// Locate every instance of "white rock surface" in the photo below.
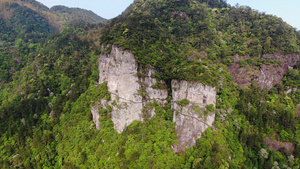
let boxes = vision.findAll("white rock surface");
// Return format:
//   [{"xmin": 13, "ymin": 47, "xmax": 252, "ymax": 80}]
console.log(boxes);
[
  {"xmin": 98, "ymin": 45, "xmax": 143, "ymax": 133},
  {"xmin": 95, "ymin": 45, "xmax": 170, "ymax": 132},
  {"xmin": 285, "ymin": 88, "xmax": 298, "ymax": 95},
  {"xmin": 94, "ymin": 45, "xmax": 216, "ymax": 153},
  {"xmin": 91, "ymin": 103, "xmax": 101, "ymax": 130},
  {"xmin": 172, "ymin": 80, "xmax": 216, "ymax": 152}
]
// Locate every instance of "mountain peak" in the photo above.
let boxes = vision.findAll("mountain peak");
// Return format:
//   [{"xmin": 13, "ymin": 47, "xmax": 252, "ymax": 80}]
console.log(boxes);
[
  {"xmin": 0, "ymin": 0, "xmax": 106, "ymax": 30},
  {"xmin": 100, "ymin": 0, "xmax": 299, "ymax": 85}
]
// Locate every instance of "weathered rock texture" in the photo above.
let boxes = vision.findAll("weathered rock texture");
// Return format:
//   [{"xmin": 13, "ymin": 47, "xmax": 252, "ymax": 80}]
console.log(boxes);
[
  {"xmin": 96, "ymin": 45, "xmax": 168, "ymax": 133},
  {"xmin": 285, "ymin": 88, "xmax": 298, "ymax": 95},
  {"xmin": 172, "ymin": 80, "xmax": 216, "ymax": 152},
  {"xmin": 91, "ymin": 103, "xmax": 101, "ymax": 130},
  {"xmin": 141, "ymin": 68, "xmax": 168, "ymax": 118},
  {"xmin": 228, "ymin": 53, "xmax": 300, "ymax": 90},
  {"xmin": 94, "ymin": 45, "xmax": 217, "ymax": 151},
  {"xmin": 98, "ymin": 45, "xmax": 143, "ymax": 133}
]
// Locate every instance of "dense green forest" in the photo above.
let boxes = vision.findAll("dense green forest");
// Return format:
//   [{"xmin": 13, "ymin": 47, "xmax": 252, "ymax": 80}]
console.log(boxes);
[
  {"xmin": 50, "ymin": 5, "xmax": 107, "ymax": 26},
  {"xmin": 0, "ymin": 1, "xmax": 55, "ymax": 84},
  {"xmin": 0, "ymin": 0, "xmax": 106, "ymax": 84},
  {"xmin": 1, "ymin": 0, "xmax": 300, "ymax": 168}
]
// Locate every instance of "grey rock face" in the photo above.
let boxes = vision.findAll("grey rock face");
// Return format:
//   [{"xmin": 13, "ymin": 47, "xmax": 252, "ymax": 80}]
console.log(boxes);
[
  {"xmin": 91, "ymin": 103, "xmax": 101, "ymax": 130},
  {"xmin": 141, "ymin": 68, "xmax": 168, "ymax": 118},
  {"xmin": 97, "ymin": 45, "xmax": 169, "ymax": 133},
  {"xmin": 94, "ymin": 45, "xmax": 216, "ymax": 152},
  {"xmin": 285, "ymin": 88, "xmax": 298, "ymax": 95},
  {"xmin": 172, "ymin": 80, "xmax": 216, "ymax": 152},
  {"xmin": 99, "ymin": 45, "xmax": 143, "ymax": 133}
]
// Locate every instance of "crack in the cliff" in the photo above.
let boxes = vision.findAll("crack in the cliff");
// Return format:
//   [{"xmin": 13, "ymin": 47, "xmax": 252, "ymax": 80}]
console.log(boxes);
[
  {"xmin": 177, "ymin": 111, "xmax": 217, "ymax": 130},
  {"xmin": 151, "ymin": 98, "xmax": 168, "ymax": 102},
  {"xmin": 110, "ymin": 92, "xmax": 143, "ymax": 103}
]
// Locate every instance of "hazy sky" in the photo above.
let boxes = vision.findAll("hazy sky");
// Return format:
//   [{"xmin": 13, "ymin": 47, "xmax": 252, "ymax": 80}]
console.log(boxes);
[{"xmin": 37, "ymin": 0, "xmax": 299, "ymax": 30}]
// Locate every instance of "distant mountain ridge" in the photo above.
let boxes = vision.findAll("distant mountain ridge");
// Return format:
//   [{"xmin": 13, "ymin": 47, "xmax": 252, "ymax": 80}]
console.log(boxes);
[
  {"xmin": 0, "ymin": 0, "xmax": 107, "ymax": 30},
  {"xmin": 1, "ymin": 0, "xmax": 300, "ymax": 168},
  {"xmin": 0, "ymin": 0, "xmax": 107, "ymax": 84},
  {"xmin": 50, "ymin": 5, "xmax": 107, "ymax": 26}
]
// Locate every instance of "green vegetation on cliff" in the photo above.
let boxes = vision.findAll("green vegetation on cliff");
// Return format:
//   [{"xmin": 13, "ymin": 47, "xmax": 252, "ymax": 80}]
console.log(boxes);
[
  {"xmin": 0, "ymin": 0, "xmax": 300, "ymax": 168},
  {"xmin": 50, "ymin": 5, "xmax": 107, "ymax": 26},
  {"xmin": 100, "ymin": 0, "xmax": 300, "ymax": 86}
]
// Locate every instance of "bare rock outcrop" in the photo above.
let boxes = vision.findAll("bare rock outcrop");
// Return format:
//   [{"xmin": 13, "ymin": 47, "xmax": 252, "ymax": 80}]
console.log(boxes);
[
  {"xmin": 228, "ymin": 53, "xmax": 300, "ymax": 90},
  {"xmin": 94, "ymin": 45, "xmax": 217, "ymax": 152},
  {"xmin": 96, "ymin": 45, "xmax": 168, "ymax": 133},
  {"xmin": 172, "ymin": 80, "xmax": 216, "ymax": 152},
  {"xmin": 91, "ymin": 103, "xmax": 101, "ymax": 130},
  {"xmin": 98, "ymin": 45, "xmax": 143, "ymax": 133},
  {"xmin": 141, "ymin": 68, "xmax": 168, "ymax": 118}
]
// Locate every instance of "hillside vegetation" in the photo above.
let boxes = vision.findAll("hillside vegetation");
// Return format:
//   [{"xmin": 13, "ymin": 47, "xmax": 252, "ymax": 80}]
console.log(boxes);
[
  {"xmin": 50, "ymin": 5, "xmax": 107, "ymax": 26},
  {"xmin": 0, "ymin": 0, "xmax": 107, "ymax": 29},
  {"xmin": 0, "ymin": 0, "xmax": 300, "ymax": 168},
  {"xmin": 101, "ymin": 0, "xmax": 299, "ymax": 85},
  {"xmin": 0, "ymin": 0, "xmax": 106, "ymax": 84}
]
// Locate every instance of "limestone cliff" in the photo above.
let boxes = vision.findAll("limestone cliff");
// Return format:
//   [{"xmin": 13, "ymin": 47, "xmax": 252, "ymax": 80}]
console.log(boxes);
[
  {"xmin": 94, "ymin": 45, "xmax": 168, "ymax": 133},
  {"xmin": 92, "ymin": 45, "xmax": 217, "ymax": 151},
  {"xmin": 141, "ymin": 68, "xmax": 168, "ymax": 118},
  {"xmin": 171, "ymin": 80, "xmax": 216, "ymax": 152},
  {"xmin": 98, "ymin": 45, "xmax": 143, "ymax": 133}
]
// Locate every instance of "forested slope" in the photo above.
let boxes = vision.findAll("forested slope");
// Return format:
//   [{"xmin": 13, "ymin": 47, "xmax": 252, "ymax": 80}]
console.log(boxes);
[
  {"xmin": 101, "ymin": 0, "xmax": 299, "ymax": 85},
  {"xmin": 0, "ymin": 0, "xmax": 56, "ymax": 84},
  {"xmin": 0, "ymin": 0, "xmax": 106, "ymax": 84},
  {"xmin": 0, "ymin": 0, "xmax": 300, "ymax": 168},
  {"xmin": 50, "ymin": 5, "xmax": 107, "ymax": 26}
]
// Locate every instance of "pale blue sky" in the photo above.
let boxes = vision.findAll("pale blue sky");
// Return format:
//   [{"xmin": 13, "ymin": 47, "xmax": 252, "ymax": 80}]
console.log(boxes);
[{"xmin": 37, "ymin": 0, "xmax": 299, "ymax": 30}]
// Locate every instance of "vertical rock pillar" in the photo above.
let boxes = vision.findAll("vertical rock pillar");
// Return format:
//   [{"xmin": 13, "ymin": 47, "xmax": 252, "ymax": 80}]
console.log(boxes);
[{"xmin": 172, "ymin": 80, "xmax": 216, "ymax": 152}]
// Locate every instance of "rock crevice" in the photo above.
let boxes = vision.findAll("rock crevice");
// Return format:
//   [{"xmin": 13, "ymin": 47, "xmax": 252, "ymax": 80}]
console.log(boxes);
[
  {"xmin": 171, "ymin": 80, "xmax": 216, "ymax": 152},
  {"xmin": 92, "ymin": 45, "xmax": 217, "ymax": 152},
  {"xmin": 98, "ymin": 45, "xmax": 143, "ymax": 133}
]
